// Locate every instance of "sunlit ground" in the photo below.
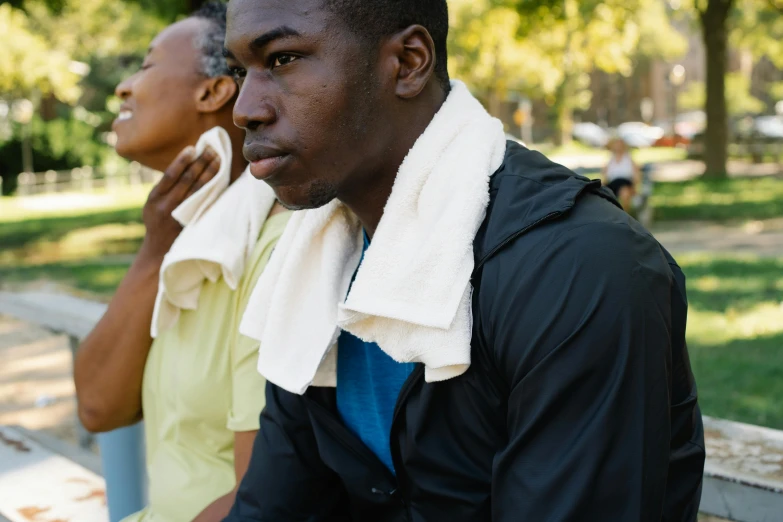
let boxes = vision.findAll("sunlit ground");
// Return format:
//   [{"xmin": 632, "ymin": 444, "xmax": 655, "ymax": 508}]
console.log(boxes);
[
  {"xmin": 539, "ymin": 142, "xmax": 688, "ymax": 164},
  {"xmin": 679, "ymin": 254, "xmax": 783, "ymax": 429}
]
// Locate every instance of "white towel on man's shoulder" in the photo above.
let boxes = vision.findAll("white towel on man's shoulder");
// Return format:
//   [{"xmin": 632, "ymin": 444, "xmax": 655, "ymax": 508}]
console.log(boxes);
[
  {"xmin": 151, "ymin": 127, "xmax": 277, "ymax": 338},
  {"xmin": 240, "ymin": 81, "xmax": 507, "ymax": 394}
]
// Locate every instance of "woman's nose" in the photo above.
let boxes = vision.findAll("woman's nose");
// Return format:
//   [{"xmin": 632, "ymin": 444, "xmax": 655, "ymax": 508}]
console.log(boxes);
[{"xmin": 115, "ymin": 74, "xmax": 135, "ymax": 100}]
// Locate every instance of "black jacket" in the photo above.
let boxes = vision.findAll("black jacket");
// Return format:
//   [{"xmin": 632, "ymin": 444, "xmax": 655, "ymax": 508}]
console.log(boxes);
[{"xmin": 226, "ymin": 143, "xmax": 705, "ymax": 522}]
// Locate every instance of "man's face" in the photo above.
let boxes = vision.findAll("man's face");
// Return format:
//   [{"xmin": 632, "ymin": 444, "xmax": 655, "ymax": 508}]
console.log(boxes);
[
  {"xmin": 113, "ymin": 19, "xmax": 208, "ymax": 170},
  {"xmin": 225, "ymin": 0, "xmax": 385, "ymax": 209}
]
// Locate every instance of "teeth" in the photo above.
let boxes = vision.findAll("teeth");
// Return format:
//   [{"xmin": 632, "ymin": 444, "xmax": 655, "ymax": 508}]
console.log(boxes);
[{"xmin": 117, "ymin": 111, "xmax": 132, "ymax": 121}]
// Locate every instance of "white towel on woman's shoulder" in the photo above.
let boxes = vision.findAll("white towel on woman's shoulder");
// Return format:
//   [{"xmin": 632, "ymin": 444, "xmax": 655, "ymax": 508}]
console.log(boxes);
[
  {"xmin": 240, "ymin": 81, "xmax": 507, "ymax": 394},
  {"xmin": 151, "ymin": 127, "xmax": 277, "ymax": 338}
]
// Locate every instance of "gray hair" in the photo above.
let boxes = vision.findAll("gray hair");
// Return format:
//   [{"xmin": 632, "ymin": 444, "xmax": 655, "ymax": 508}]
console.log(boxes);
[{"xmin": 190, "ymin": 2, "xmax": 230, "ymax": 78}]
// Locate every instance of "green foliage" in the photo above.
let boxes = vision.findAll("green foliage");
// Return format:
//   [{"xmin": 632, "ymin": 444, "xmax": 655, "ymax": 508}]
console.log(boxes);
[
  {"xmin": 679, "ymin": 73, "xmax": 766, "ymax": 116},
  {"xmin": 770, "ymin": 81, "xmax": 783, "ymax": 102},
  {"xmin": 0, "ymin": 115, "xmax": 114, "ymax": 179},
  {"xmin": 732, "ymin": 0, "xmax": 783, "ymax": 68},
  {"xmin": 0, "ymin": 4, "xmax": 81, "ymax": 103},
  {"xmin": 475, "ymin": 0, "xmax": 686, "ymax": 142}
]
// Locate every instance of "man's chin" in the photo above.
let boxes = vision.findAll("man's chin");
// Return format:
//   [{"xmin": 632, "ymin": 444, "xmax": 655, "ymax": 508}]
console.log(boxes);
[{"xmin": 272, "ymin": 182, "xmax": 337, "ymax": 211}]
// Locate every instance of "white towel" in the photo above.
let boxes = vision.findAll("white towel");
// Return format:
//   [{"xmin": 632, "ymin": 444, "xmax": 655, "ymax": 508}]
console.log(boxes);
[
  {"xmin": 240, "ymin": 81, "xmax": 507, "ymax": 395},
  {"xmin": 151, "ymin": 127, "xmax": 277, "ymax": 338}
]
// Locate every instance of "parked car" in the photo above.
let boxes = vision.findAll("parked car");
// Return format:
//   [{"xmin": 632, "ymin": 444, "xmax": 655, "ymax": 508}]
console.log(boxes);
[
  {"xmin": 687, "ymin": 115, "xmax": 783, "ymax": 159},
  {"xmin": 616, "ymin": 122, "xmax": 665, "ymax": 148},
  {"xmin": 750, "ymin": 116, "xmax": 783, "ymax": 142},
  {"xmin": 572, "ymin": 122, "xmax": 609, "ymax": 148}
]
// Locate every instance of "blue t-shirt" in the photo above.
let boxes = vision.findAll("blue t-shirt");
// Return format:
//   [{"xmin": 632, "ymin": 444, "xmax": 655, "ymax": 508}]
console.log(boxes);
[{"xmin": 336, "ymin": 234, "xmax": 416, "ymax": 473}]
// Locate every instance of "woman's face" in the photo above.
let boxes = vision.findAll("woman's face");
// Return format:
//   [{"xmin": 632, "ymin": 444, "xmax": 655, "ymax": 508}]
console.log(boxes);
[
  {"xmin": 113, "ymin": 19, "xmax": 210, "ymax": 171},
  {"xmin": 610, "ymin": 139, "xmax": 626, "ymax": 155}
]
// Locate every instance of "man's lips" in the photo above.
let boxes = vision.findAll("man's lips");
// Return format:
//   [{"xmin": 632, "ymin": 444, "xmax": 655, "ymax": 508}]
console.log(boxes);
[{"xmin": 244, "ymin": 144, "xmax": 290, "ymax": 181}]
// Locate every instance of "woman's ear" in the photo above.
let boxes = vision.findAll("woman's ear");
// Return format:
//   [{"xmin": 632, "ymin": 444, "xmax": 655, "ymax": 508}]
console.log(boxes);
[{"xmin": 195, "ymin": 76, "xmax": 238, "ymax": 114}]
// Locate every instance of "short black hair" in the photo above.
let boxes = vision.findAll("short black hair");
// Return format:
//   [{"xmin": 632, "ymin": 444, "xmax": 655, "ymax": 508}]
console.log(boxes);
[
  {"xmin": 324, "ymin": 0, "xmax": 450, "ymax": 92},
  {"xmin": 190, "ymin": 1, "xmax": 230, "ymax": 78}
]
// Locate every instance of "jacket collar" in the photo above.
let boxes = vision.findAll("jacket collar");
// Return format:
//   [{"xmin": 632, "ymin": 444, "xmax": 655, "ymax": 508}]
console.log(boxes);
[{"xmin": 473, "ymin": 142, "xmax": 620, "ymax": 271}]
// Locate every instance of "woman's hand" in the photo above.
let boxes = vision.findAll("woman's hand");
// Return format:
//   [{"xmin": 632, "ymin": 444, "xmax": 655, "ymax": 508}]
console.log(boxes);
[{"xmin": 139, "ymin": 145, "xmax": 221, "ymax": 261}]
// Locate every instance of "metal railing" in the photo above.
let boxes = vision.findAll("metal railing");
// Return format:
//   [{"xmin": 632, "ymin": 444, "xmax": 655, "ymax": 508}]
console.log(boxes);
[{"xmin": 13, "ymin": 163, "xmax": 160, "ymax": 196}]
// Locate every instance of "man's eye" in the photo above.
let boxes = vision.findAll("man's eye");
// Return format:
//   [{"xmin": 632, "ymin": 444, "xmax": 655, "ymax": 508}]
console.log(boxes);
[{"xmin": 272, "ymin": 54, "xmax": 299, "ymax": 68}]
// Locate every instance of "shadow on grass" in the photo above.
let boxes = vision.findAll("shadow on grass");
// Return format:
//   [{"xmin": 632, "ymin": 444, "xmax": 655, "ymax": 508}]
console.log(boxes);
[
  {"xmin": 681, "ymin": 257, "xmax": 783, "ymax": 313},
  {"xmin": 653, "ymin": 176, "xmax": 783, "ymax": 222},
  {"xmin": 1, "ymin": 207, "xmax": 143, "ymax": 251},
  {"xmin": 690, "ymin": 331, "xmax": 783, "ymax": 429},
  {"xmin": 0, "ymin": 260, "xmax": 131, "ymax": 298}
]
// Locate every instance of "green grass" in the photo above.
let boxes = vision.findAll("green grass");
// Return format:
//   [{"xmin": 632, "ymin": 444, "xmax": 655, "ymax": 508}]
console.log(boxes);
[
  {"xmin": 680, "ymin": 254, "xmax": 783, "ymax": 428},
  {"xmin": 0, "ymin": 260, "xmax": 132, "ymax": 298},
  {"xmin": 653, "ymin": 176, "xmax": 783, "ymax": 223},
  {"xmin": 0, "ymin": 189, "xmax": 147, "ymax": 298}
]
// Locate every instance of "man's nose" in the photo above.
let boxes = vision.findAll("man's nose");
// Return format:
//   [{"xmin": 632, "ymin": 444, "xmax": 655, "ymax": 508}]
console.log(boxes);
[{"xmin": 233, "ymin": 79, "xmax": 278, "ymax": 131}]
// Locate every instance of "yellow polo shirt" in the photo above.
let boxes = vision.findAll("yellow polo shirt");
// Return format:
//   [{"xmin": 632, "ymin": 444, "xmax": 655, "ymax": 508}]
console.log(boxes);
[{"xmin": 122, "ymin": 211, "xmax": 290, "ymax": 522}]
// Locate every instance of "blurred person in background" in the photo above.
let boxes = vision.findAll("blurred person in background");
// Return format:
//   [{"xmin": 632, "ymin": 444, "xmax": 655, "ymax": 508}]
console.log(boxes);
[
  {"xmin": 602, "ymin": 136, "xmax": 641, "ymax": 211},
  {"xmin": 73, "ymin": 3, "xmax": 289, "ymax": 521}
]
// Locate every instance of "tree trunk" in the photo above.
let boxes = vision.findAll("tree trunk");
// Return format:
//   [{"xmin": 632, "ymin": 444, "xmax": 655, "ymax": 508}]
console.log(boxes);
[
  {"xmin": 555, "ymin": 91, "xmax": 574, "ymax": 147},
  {"xmin": 700, "ymin": 0, "xmax": 733, "ymax": 179}
]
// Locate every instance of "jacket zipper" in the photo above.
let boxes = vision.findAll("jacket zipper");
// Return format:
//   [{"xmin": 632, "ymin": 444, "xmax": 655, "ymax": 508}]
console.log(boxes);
[
  {"xmin": 306, "ymin": 398, "xmax": 399, "ymax": 488},
  {"xmin": 389, "ymin": 364, "xmax": 425, "ymax": 521}
]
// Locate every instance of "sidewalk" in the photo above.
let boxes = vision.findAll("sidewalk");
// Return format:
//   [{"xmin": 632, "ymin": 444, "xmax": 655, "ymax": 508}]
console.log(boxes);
[
  {"xmin": 549, "ymin": 152, "xmax": 781, "ymax": 182},
  {"xmin": 0, "ymin": 315, "xmax": 79, "ymax": 446},
  {"xmin": 652, "ymin": 218, "xmax": 783, "ymax": 257}
]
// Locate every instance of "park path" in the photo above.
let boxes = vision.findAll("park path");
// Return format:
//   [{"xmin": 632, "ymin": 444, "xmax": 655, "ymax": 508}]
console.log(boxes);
[
  {"xmin": 0, "ymin": 315, "xmax": 80, "ymax": 447},
  {"xmin": 652, "ymin": 218, "xmax": 783, "ymax": 257}
]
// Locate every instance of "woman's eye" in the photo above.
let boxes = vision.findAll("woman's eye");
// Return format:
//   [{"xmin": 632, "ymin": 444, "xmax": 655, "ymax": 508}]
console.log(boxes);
[
  {"xmin": 228, "ymin": 66, "xmax": 247, "ymax": 82},
  {"xmin": 272, "ymin": 54, "xmax": 299, "ymax": 68},
  {"xmin": 140, "ymin": 63, "xmax": 152, "ymax": 71}
]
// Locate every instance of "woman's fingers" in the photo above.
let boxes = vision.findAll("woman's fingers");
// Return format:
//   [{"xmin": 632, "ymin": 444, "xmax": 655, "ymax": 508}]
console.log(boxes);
[
  {"xmin": 184, "ymin": 154, "xmax": 222, "ymax": 199},
  {"xmin": 153, "ymin": 146, "xmax": 198, "ymax": 197},
  {"xmin": 163, "ymin": 146, "xmax": 219, "ymax": 205}
]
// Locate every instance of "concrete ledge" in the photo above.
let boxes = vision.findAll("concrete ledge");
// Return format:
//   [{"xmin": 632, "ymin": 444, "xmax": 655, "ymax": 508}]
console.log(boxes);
[
  {"xmin": 0, "ymin": 291, "xmax": 106, "ymax": 340},
  {"xmin": 701, "ymin": 416, "xmax": 783, "ymax": 521},
  {"xmin": 0, "ymin": 425, "xmax": 107, "ymax": 522}
]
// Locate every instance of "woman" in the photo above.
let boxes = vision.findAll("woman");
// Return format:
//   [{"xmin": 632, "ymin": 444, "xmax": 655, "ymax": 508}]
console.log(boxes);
[
  {"xmin": 602, "ymin": 137, "xmax": 641, "ymax": 211},
  {"xmin": 73, "ymin": 4, "xmax": 288, "ymax": 521}
]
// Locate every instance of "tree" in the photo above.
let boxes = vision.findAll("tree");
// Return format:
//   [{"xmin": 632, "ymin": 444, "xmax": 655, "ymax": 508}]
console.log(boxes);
[
  {"xmin": 448, "ymin": 0, "xmax": 562, "ymax": 117},
  {"xmin": 697, "ymin": 0, "xmax": 735, "ymax": 178},
  {"xmin": 493, "ymin": 0, "xmax": 686, "ymax": 144},
  {"xmin": 678, "ymin": 72, "xmax": 765, "ymax": 115},
  {"xmin": 677, "ymin": 0, "xmax": 782, "ymax": 178},
  {"xmin": 0, "ymin": 4, "xmax": 81, "ymax": 103}
]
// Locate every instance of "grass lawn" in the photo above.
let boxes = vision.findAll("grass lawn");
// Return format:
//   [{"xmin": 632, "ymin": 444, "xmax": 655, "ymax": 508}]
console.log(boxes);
[
  {"xmin": 0, "ymin": 188, "xmax": 148, "ymax": 299},
  {"xmin": 652, "ymin": 176, "xmax": 783, "ymax": 223},
  {"xmin": 680, "ymin": 254, "xmax": 783, "ymax": 429}
]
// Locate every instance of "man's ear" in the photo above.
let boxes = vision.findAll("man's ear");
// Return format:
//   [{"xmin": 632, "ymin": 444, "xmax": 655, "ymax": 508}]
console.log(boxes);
[
  {"xmin": 382, "ymin": 25, "xmax": 436, "ymax": 99},
  {"xmin": 195, "ymin": 76, "xmax": 238, "ymax": 113}
]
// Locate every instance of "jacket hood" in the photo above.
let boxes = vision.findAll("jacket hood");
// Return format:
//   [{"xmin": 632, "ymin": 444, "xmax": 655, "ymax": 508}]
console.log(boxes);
[{"xmin": 474, "ymin": 141, "xmax": 621, "ymax": 271}]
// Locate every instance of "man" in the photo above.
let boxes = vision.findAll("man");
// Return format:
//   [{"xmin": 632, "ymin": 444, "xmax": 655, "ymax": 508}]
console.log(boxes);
[{"xmin": 222, "ymin": 0, "xmax": 705, "ymax": 520}]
